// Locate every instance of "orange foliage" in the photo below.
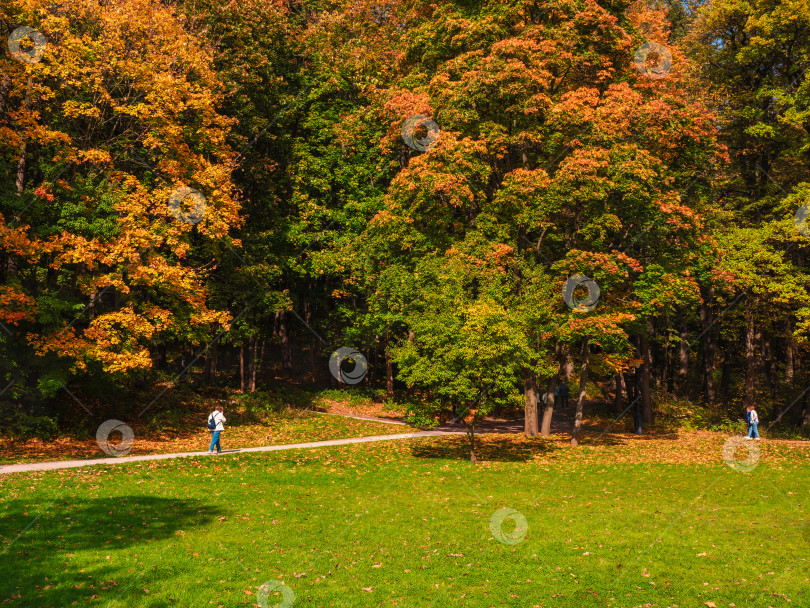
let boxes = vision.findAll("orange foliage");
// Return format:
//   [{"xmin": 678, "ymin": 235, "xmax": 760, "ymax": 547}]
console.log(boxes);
[{"xmin": 0, "ymin": 0, "xmax": 240, "ymax": 374}]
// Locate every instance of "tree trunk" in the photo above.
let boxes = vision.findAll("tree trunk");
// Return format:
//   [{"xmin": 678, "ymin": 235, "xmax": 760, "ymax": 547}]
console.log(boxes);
[
  {"xmin": 786, "ymin": 317, "xmax": 795, "ymax": 385},
  {"xmin": 157, "ymin": 342, "xmax": 167, "ymax": 371},
  {"xmin": 248, "ymin": 337, "xmax": 257, "ymax": 392},
  {"xmin": 719, "ymin": 344, "xmax": 730, "ymax": 405},
  {"xmin": 15, "ymin": 78, "xmax": 32, "ymax": 197},
  {"xmin": 524, "ymin": 372, "xmax": 539, "ymax": 437},
  {"xmin": 571, "ymin": 340, "xmax": 590, "ymax": 446},
  {"xmin": 240, "ymin": 341, "xmax": 246, "ymax": 393},
  {"xmin": 624, "ymin": 369, "xmax": 637, "ymax": 404},
  {"xmin": 700, "ymin": 286, "xmax": 717, "ymax": 405},
  {"xmin": 259, "ymin": 337, "xmax": 265, "ymax": 378},
  {"xmin": 231, "ymin": 346, "xmax": 240, "ymax": 384},
  {"xmin": 276, "ymin": 311, "xmax": 293, "ymax": 371},
  {"xmin": 540, "ymin": 343, "xmax": 563, "ymax": 437},
  {"xmin": 385, "ymin": 343, "xmax": 395, "ymax": 398},
  {"xmin": 801, "ymin": 391, "xmax": 810, "ymax": 427},
  {"xmin": 563, "ymin": 345, "xmax": 574, "ymax": 383},
  {"xmin": 762, "ymin": 329, "xmax": 778, "ymax": 419},
  {"xmin": 640, "ymin": 331, "xmax": 653, "ymax": 424},
  {"xmin": 0, "ymin": 74, "xmax": 11, "ymax": 115},
  {"xmin": 46, "ymin": 253, "xmax": 58, "ymax": 290},
  {"xmin": 762, "ymin": 331, "xmax": 774, "ymax": 390},
  {"xmin": 744, "ymin": 305, "xmax": 758, "ymax": 409},
  {"xmin": 614, "ymin": 372, "xmax": 624, "ymax": 415},
  {"xmin": 304, "ymin": 299, "xmax": 316, "ymax": 381},
  {"xmin": 204, "ymin": 334, "xmax": 218, "ymax": 384},
  {"xmin": 540, "ymin": 376, "xmax": 558, "ymax": 437},
  {"xmin": 311, "ymin": 328, "xmax": 323, "ymax": 382},
  {"xmin": 16, "ymin": 136, "xmax": 27, "ymax": 195},
  {"xmin": 467, "ymin": 416, "xmax": 478, "ymax": 464},
  {"xmin": 309, "ymin": 336, "xmax": 317, "ymax": 381},
  {"xmin": 678, "ymin": 321, "xmax": 688, "ymax": 395}
]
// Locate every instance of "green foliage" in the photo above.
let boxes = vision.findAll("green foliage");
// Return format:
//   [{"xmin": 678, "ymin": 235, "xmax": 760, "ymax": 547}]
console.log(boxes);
[
  {"xmin": 237, "ymin": 385, "xmax": 314, "ymax": 415},
  {"xmin": 142, "ymin": 409, "xmax": 190, "ymax": 435},
  {"xmin": 0, "ymin": 406, "xmax": 59, "ymax": 441},
  {"xmin": 2, "ymin": 0, "xmax": 810, "ymax": 435},
  {"xmin": 401, "ymin": 396, "xmax": 441, "ymax": 429},
  {"xmin": 392, "ymin": 254, "xmax": 536, "ymax": 416},
  {"xmin": 315, "ymin": 386, "xmax": 384, "ymax": 408}
]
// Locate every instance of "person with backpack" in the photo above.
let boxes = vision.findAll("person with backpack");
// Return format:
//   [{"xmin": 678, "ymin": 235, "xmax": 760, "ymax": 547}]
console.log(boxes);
[
  {"xmin": 746, "ymin": 405, "xmax": 760, "ymax": 440},
  {"xmin": 207, "ymin": 405, "xmax": 226, "ymax": 454},
  {"xmin": 557, "ymin": 382, "xmax": 570, "ymax": 409}
]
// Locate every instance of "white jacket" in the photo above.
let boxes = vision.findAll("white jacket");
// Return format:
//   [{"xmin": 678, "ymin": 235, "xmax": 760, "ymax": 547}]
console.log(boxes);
[
  {"xmin": 749, "ymin": 410, "xmax": 759, "ymax": 424},
  {"xmin": 209, "ymin": 411, "xmax": 226, "ymax": 432}
]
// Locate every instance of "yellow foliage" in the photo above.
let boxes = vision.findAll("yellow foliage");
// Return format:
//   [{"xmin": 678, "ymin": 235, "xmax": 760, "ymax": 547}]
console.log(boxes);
[{"xmin": 0, "ymin": 0, "xmax": 240, "ymax": 373}]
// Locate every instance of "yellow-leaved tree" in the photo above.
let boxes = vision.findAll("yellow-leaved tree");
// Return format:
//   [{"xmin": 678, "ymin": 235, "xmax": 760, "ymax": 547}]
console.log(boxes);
[{"xmin": 0, "ymin": 0, "xmax": 240, "ymax": 403}]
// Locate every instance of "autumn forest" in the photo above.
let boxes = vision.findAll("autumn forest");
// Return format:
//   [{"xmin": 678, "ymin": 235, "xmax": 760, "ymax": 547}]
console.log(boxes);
[{"xmin": 2, "ymin": 0, "xmax": 810, "ymax": 445}]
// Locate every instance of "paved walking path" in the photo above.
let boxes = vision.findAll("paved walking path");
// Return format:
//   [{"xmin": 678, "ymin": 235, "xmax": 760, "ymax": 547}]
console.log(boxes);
[{"xmin": 0, "ymin": 430, "xmax": 464, "ymax": 476}]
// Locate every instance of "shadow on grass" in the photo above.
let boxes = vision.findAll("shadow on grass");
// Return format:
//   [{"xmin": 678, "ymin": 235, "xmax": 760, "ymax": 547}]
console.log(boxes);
[
  {"xmin": 411, "ymin": 435, "xmax": 560, "ymax": 462},
  {"xmin": 0, "ymin": 495, "xmax": 224, "ymax": 607}
]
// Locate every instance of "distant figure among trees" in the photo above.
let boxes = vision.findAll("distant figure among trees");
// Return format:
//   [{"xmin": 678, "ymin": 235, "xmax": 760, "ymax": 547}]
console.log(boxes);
[{"xmin": 556, "ymin": 382, "xmax": 569, "ymax": 410}]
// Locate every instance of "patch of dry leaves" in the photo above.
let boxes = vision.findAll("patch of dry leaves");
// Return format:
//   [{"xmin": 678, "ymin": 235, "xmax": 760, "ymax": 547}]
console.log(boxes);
[
  {"xmin": 396, "ymin": 429, "xmax": 810, "ymax": 467},
  {"xmin": 315, "ymin": 397, "xmax": 407, "ymax": 422}
]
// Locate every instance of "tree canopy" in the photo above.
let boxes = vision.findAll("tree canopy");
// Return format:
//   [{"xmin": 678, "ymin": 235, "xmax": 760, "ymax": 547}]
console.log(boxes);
[{"xmin": 2, "ymin": 0, "xmax": 810, "ymax": 452}]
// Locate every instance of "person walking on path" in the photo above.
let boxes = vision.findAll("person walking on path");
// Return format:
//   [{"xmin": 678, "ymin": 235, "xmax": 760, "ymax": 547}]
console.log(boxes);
[
  {"xmin": 746, "ymin": 405, "xmax": 760, "ymax": 440},
  {"xmin": 208, "ymin": 405, "xmax": 226, "ymax": 454},
  {"xmin": 557, "ymin": 382, "xmax": 570, "ymax": 410}
]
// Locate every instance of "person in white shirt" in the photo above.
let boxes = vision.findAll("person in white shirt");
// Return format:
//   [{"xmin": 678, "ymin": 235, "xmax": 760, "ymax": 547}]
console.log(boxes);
[
  {"xmin": 746, "ymin": 405, "xmax": 760, "ymax": 440},
  {"xmin": 208, "ymin": 405, "xmax": 226, "ymax": 454}
]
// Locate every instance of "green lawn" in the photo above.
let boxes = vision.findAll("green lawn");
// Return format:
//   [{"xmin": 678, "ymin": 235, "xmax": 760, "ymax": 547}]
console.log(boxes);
[{"xmin": 1, "ymin": 436, "xmax": 808, "ymax": 607}]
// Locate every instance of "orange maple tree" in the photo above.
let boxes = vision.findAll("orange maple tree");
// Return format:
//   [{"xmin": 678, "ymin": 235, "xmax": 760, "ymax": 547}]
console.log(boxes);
[{"xmin": 0, "ymin": 0, "xmax": 240, "ymax": 384}]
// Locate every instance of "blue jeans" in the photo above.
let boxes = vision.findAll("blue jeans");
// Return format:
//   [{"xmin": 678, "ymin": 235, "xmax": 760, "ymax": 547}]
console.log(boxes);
[
  {"xmin": 748, "ymin": 423, "xmax": 759, "ymax": 438},
  {"xmin": 209, "ymin": 431, "xmax": 222, "ymax": 452}
]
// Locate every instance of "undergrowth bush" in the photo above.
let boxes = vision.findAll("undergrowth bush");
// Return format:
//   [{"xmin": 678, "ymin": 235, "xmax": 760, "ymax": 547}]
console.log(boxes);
[{"xmin": 0, "ymin": 405, "xmax": 59, "ymax": 441}]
